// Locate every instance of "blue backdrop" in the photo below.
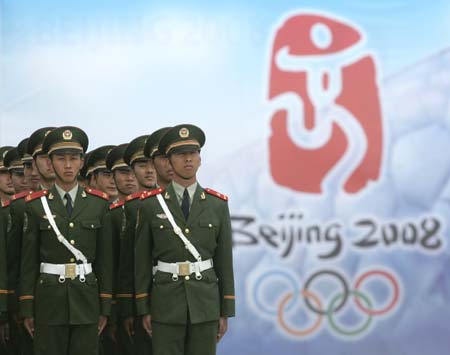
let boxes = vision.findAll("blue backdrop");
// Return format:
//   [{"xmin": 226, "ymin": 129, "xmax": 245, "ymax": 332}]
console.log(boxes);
[{"xmin": 1, "ymin": 1, "xmax": 450, "ymax": 354}]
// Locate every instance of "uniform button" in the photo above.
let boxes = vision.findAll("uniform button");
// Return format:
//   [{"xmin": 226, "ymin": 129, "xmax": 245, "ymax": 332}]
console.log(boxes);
[
  {"xmin": 40, "ymin": 280, "xmax": 43, "ymax": 284},
  {"xmin": 70, "ymin": 240, "xmax": 75, "ymax": 245},
  {"xmin": 70, "ymin": 258, "xmax": 75, "ymax": 263},
  {"xmin": 69, "ymin": 222, "xmax": 74, "ymax": 228},
  {"xmin": 208, "ymin": 224, "xmax": 212, "ymax": 228},
  {"xmin": 48, "ymin": 225, "xmax": 51, "ymax": 230},
  {"xmin": 185, "ymin": 276, "xmax": 190, "ymax": 281},
  {"xmin": 185, "ymin": 228, "xmax": 190, "ymax": 234},
  {"xmin": 160, "ymin": 225, "xmax": 164, "ymax": 229},
  {"xmin": 91, "ymin": 224, "xmax": 94, "ymax": 228}
]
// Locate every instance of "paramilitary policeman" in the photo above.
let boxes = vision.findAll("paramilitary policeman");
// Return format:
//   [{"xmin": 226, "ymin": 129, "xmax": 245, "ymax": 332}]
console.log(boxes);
[
  {"xmin": 4, "ymin": 145, "xmax": 35, "ymax": 355},
  {"xmin": 117, "ymin": 135, "xmax": 156, "ymax": 354},
  {"xmin": 18, "ymin": 138, "xmax": 41, "ymax": 193},
  {"xmin": 19, "ymin": 126, "xmax": 113, "ymax": 355},
  {"xmin": 28, "ymin": 127, "xmax": 57, "ymax": 191},
  {"xmin": 107, "ymin": 144, "xmax": 138, "ymax": 355},
  {"xmin": 143, "ymin": 127, "xmax": 173, "ymax": 190},
  {"xmin": 135, "ymin": 124, "xmax": 235, "ymax": 355},
  {"xmin": 87, "ymin": 146, "xmax": 118, "ymax": 202}
]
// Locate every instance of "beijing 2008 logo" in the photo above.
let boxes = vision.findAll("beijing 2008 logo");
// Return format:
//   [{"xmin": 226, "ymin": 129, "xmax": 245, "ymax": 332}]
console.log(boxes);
[
  {"xmin": 248, "ymin": 268, "xmax": 401, "ymax": 339},
  {"xmin": 267, "ymin": 11, "xmax": 383, "ymax": 194}
]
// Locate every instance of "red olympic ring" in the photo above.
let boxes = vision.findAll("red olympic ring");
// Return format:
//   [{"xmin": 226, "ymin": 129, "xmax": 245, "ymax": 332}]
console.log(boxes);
[
  {"xmin": 353, "ymin": 269, "xmax": 400, "ymax": 316},
  {"xmin": 277, "ymin": 289, "xmax": 323, "ymax": 337}
]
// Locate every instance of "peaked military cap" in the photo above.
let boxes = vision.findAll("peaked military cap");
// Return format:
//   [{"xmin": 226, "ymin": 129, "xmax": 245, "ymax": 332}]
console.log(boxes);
[
  {"xmin": 0, "ymin": 146, "xmax": 14, "ymax": 171},
  {"xmin": 144, "ymin": 127, "xmax": 172, "ymax": 158},
  {"xmin": 123, "ymin": 135, "xmax": 150, "ymax": 166},
  {"xmin": 79, "ymin": 151, "xmax": 92, "ymax": 179},
  {"xmin": 87, "ymin": 145, "xmax": 115, "ymax": 175},
  {"xmin": 42, "ymin": 126, "xmax": 88, "ymax": 155},
  {"xmin": 27, "ymin": 127, "xmax": 56, "ymax": 157},
  {"xmin": 4, "ymin": 147, "xmax": 24, "ymax": 171},
  {"xmin": 106, "ymin": 143, "xmax": 129, "ymax": 171},
  {"xmin": 18, "ymin": 138, "xmax": 33, "ymax": 165},
  {"xmin": 158, "ymin": 124, "xmax": 205, "ymax": 155}
]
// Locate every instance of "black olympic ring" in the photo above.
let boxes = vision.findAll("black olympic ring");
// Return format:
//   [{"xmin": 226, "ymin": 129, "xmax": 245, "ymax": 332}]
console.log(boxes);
[{"xmin": 303, "ymin": 269, "xmax": 349, "ymax": 315}]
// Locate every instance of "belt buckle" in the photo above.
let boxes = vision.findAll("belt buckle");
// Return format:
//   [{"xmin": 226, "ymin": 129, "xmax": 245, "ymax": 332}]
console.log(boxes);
[
  {"xmin": 178, "ymin": 262, "xmax": 191, "ymax": 276},
  {"xmin": 65, "ymin": 264, "xmax": 77, "ymax": 280}
]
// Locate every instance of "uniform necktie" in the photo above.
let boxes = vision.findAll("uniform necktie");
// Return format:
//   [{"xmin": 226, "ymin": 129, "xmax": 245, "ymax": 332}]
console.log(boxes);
[
  {"xmin": 181, "ymin": 188, "xmax": 190, "ymax": 220},
  {"xmin": 65, "ymin": 192, "xmax": 73, "ymax": 216}
]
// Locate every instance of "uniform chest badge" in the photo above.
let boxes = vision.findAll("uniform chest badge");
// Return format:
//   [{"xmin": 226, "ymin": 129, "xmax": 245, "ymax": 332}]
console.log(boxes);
[
  {"xmin": 156, "ymin": 213, "xmax": 168, "ymax": 219},
  {"xmin": 43, "ymin": 214, "xmax": 57, "ymax": 219}
]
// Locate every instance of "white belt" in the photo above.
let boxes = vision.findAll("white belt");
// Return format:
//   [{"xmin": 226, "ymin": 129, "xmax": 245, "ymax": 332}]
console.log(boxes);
[
  {"xmin": 153, "ymin": 259, "xmax": 213, "ymax": 281},
  {"xmin": 40, "ymin": 262, "xmax": 92, "ymax": 283}
]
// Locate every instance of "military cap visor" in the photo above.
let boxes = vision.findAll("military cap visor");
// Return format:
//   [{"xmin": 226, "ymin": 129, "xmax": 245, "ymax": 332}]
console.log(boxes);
[
  {"xmin": 144, "ymin": 127, "xmax": 172, "ymax": 158},
  {"xmin": 18, "ymin": 138, "xmax": 33, "ymax": 163},
  {"xmin": 27, "ymin": 126, "xmax": 57, "ymax": 157},
  {"xmin": 87, "ymin": 145, "xmax": 115, "ymax": 175},
  {"xmin": 158, "ymin": 124, "xmax": 205, "ymax": 155},
  {"xmin": 106, "ymin": 144, "xmax": 129, "ymax": 171},
  {"xmin": 123, "ymin": 135, "xmax": 150, "ymax": 166},
  {"xmin": 42, "ymin": 126, "xmax": 88, "ymax": 155},
  {"xmin": 4, "ymin": 148, "xmax": 24, "ymax": 170}
]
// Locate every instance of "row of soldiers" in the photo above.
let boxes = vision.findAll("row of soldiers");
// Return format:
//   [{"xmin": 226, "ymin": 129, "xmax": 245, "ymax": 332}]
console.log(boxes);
[{"xmin": 0, "ymin": 124, "xmax": 235, "ymax": 355}]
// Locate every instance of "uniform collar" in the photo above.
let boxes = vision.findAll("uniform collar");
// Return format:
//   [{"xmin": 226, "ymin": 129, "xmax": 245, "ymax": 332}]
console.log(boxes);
[
  {"xmin": 54, "ymin": 183, "xmax": 79, "ymax": 205},
  {"xmin": 171, "ymin": 180, "xmax": 197, "ymax": 205}
]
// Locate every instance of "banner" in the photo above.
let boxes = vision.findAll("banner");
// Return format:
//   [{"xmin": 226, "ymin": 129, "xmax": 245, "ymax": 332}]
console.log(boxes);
[{"xmin": 1, "ymin": 1, "xmax": 450, "ymax": 354}]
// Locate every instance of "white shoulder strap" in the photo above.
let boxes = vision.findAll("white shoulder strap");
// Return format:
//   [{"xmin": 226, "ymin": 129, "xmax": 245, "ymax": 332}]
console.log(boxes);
[
  {"xmin": 155, "ymin": 194, "xmax": 202, "ymax": 262},
  {"xmin": 40, "ymin": 196, "xmax": 88, "ymax": 264}
]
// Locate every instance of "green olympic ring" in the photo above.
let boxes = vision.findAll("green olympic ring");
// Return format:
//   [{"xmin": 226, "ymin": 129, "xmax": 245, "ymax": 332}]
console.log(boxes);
[{"xmin": 326, "ymin": 290, "xmax": 373, "ymax": 336}]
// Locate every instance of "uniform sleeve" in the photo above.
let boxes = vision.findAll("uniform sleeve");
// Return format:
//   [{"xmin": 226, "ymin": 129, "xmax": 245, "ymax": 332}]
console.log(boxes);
[
  {"xmin": 213, "ymin": 201, "xmax": 236, "ymax": 318},
  {"xmin": 19, "ymin": 205, "xmax": 40, "ymax": 318},
  {"xmin": 116, "ymin": 204, "xmax": 137, "ymax": 317},
  {"xmin": 7, "ymin": 202, "xmax": 25, "ymax": 310},
  {"xmin": 134, "ymin": 202, "xmax": 153, "ymax": 316},
  {"xmin": 0, "ymin": 212, "xmax": 7, "ymax": 314},
  {"xmin": 95, "ymin": 204, "xmax": 113, "ymax": 317}
]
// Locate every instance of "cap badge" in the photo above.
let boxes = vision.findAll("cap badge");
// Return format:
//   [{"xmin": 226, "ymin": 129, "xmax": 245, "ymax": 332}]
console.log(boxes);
[
  {"xmin": 179, "ymin": 128, "xmax": 189, "ymax": 138},
  {"xmin": 45, "ymin": 130, "xmax": 52, "ymax": 137},
  {"xmin": 62, "ymin": 130, "xmax": 73, "ymax": 140}
]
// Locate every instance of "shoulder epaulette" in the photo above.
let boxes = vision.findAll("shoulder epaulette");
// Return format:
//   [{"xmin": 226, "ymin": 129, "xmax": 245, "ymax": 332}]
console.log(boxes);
[
  {"xmin": 85, "ymin": 188, "xmax": 109, "ymax": 201},
  {"xmin": 11, "ymin": 191, "xmax": 31, "ymax": 201},
  {"xmin": 125, "ymin": 192, "xmax": 142, "ymax": 202},
  {"xmin": 25, "ymin": 190, "xmax": 49, "ymax": 202},
  {"xmin": 1, "ymin": 200, "xmax": 10, "ymax": 208},
  {"xmin": 140, "ymin": 187, "xmax": 164, "ymax": 201},
  {"xmin": 110, "ymin": 200, "xmax": 125, "ymax": 210},
  {"xmin": 205, "ymin": 188, "xmax": 228, "ymax": 201}
]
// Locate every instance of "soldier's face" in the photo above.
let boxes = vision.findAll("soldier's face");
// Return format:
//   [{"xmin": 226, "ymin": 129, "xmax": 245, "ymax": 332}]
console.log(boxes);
[
  {"xmin": 35, "ymin": 154, "xmax": 55, "ymax": 181},
  {"xmin": 169, "ymin": 150, "xmax": 201, "ymax": 181},
  {"xmin": 94, "ymin": 170, "xmax": 118, "ymax": 198},
  {"xmin": 0, "ymin": 170, "xmax": 15, "ymax": 195},
  {"xmin": 51, "ymin": 153, "xmax": 84, "ymax": 185},
  {"xmin": 133, "ymin": 159, "xmax": 156, "ymax": 189},
  {"xmin": 153, "ymin": 155, "xmax": 173, "ymax": 186},
  {"xmin": 10, "ymin": 170, "xmax": 29, "ymax": 193},
  {"xmin": 25, "ymin": 160, "xmax": 41, "ymax": 191},
  {"xmin": 114, "ymin": 168, "xmax": 137, "ymax": 196}
]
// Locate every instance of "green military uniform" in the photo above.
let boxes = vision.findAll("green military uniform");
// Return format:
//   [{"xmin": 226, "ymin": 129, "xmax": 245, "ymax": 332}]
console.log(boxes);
[
  {"xmin": 0, "ymin": 200, "xmax": 8, "ymax": 315},
  {"xmin": 116, "ymin": 136, "xmax": 153, "ymax": 355},
  {"xmin": 134, "ymin": 125, "xmax": 235, "ymax": 355},
  {"xmin": 19, "ymin": 127, "xmax": 113, "ymax": 355}
]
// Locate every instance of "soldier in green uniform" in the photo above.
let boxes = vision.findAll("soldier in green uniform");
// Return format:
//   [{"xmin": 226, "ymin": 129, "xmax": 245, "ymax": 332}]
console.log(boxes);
[
  {"xmin": 18, "ymin": 139, "xmax": 41, "ymax": 193},
  {"xmin": 19, "ymin": 126, "xmax": 113, "ymax": 355},
  {"xmin": 143, "ymin": 127, "xmax": 173, "ymax": 190},
  {"xmin": 4, "ymin": 147, "xmax": 30, "ymax": 194},
  {"xmin": 87, "ymin": 146, "xmax": 118, "ymax": 202},
  {"xmin": 4, "ymin": 145, "xmax": 35, "ymax": 355},
  {"xmin": 0, "ymin": 146, "xmax": 15, "ymax": 353},
  {"xmin": 117, "ymin": 135, "xmax": 156, "ymax": 355},
  {"xmin": 78, "ymin": 151, "xmax": 92, "ymax": 188},
  {"xmin": 107, "ymin": 144, "xmax": 138, "ymax": 355},
  {"xmin": 135, "ymin": 124, "xmax": 235, "ymax": 355}
]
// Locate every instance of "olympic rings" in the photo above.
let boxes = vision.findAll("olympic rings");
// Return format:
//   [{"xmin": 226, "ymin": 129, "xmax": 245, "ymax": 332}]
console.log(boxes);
[
  {"xmin": 250, "ymin": 268, "xmax": 401, "ymax": 338},
  {"xmin": 278, "ymin": 289, "xmax": 323, "ymax": 337},
  {"xmin": 353, "ymin": 270, "xmax": 400, "ymax": 316},
  {"xmin": 326, "ymin": 290, "xmax": 373, "ymax": 336}
]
